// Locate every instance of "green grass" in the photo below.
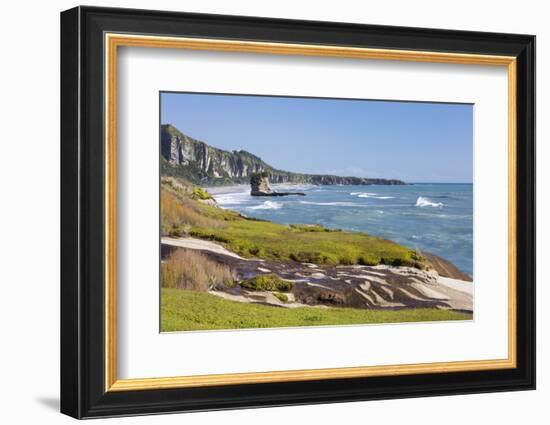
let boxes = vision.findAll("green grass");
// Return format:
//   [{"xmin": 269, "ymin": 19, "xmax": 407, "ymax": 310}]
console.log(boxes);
[
  {"xmin": 161, "ymin": 288, "xmax": 472, "ymax": 331},
  {"xmin": 289, "ymin": 223, "xmax": 342, "ymax": 232},
  {"xmin": 189, "ymin": 201, "xmax": 424, "ymax": 267},
  {"xmin": 159, "ymin": 181, "xmax": 427, "ymax": 267}
]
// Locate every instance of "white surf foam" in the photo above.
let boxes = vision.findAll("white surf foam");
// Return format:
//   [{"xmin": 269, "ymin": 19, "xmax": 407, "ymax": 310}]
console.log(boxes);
[
  {"xmin": 350, "ymin": 192, "xmax": 377, "ymax": 198},
  {"xmin": 213, "ymin": 193, "xmax": 251, "ymax": 205},
  {"xmin": 299, "ymin": 201, "xmax": 358, "ymax": 207},
  {"xmin": 350, "ymin": 192, "xmax": 394, "ymax": 200},
  {"xmin": 210, "ymin": 186, "xmax": 251, "ymax": 206},
  {"xmin": 415, "ymin": 196, "xmax": 444, "ymax": 208},
  {"xmin": 247, "ymin": 201, "xmax": 283, "ymax": 210}
]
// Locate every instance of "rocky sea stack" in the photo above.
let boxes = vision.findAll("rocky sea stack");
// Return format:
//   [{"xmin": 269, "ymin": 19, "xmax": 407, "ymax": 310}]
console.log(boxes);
[{"xmin": 250, "ymin": 172, "xmax": 306, "ymax": 196}]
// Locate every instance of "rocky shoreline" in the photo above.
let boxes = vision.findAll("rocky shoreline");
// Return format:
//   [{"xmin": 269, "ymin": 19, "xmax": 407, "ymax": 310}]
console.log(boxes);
[{"xmin": 162, "ymin": 238, "xmax": 473, "ymax": 313}]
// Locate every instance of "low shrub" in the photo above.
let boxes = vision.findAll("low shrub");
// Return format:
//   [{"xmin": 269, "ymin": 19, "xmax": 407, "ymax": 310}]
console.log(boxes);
[
  {"xmin": 188, "ymin": 230, "xmax": 230, "ymax": 244},
  {"xmin": 161, "ymin": 190, "xmax": 224, "ymax": 235},
  {"xmin": 248, "ymin": 246, "xmax": 264, "ymax": 256},
  {"xmin": 161, "ymin": 176, "xmax": 192, "ymax": 194},
  {"xmin": 289, "ymin": 251, "xmax": 328, "ymax": 264},
  {"xmin": 169, "ymin": 224, "xmax": 191, "ymax": 238},
  {"xmin": 410, "ymin": 249, "xmax": 425, "ymax": 262},
  {"xmin": 380, "ymin": 257, "xmax": 415, "ymax": 267},
  {"xmin": 289, "ymin": 224, "xmax": 341, "ymax": 233},
  {"xmin": 357, "ymin": 255, "xmax": 379, "ymax": 266},
  {"xmin": 338, "ymin": 256, "xmax": 355, "ymax": 265},
  {"xmin": 190, "ymin": 187, "xmax": 214, "ymax": 201},
  {"xmin": 240, "ymin": 274, "xmax": 293, "ymax": 292},
  {"xmin": 161, "ymin": 249, "xmax": 234, "ymax": 291},
  {"xmin": 273, "ymin": 292, "xmax": 288, "ymax": 303}
]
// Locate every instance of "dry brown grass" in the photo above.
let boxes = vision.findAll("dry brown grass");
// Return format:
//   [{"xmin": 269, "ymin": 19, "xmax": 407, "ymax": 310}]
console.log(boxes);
[
  {"xmin": 161, "ymin": 190, "xmax": 224, "ymax": 236},
  {"xmin": 161, "ymin": 249, "xmax": 235, "ymax": 291}
]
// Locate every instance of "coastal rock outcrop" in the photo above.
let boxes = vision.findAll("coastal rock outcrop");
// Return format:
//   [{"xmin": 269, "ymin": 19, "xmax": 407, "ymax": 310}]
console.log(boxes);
[
  {"xmin": 423, "ymin": 252, "xmax": 472, "ymax": 281},
  {"xmin": 161, "ymin": 124, "xmax": 407, "ymax": 186},
  {"xmin": 250, "ymin": 173, "xmax": 273, "ymax": 195},
  {"xmin": 250, "ymin": 173, "xmax": 305, "ymax": 197},
  {"xmin": 161, "ymin": 242, "xmax": 473, "ymax": 313}
]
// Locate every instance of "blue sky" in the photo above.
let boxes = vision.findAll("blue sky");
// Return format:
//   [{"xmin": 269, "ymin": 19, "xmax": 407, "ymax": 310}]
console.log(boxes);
[{"xmin": 161, "ymin": 92, "xmax": 473, "ymax": 183}]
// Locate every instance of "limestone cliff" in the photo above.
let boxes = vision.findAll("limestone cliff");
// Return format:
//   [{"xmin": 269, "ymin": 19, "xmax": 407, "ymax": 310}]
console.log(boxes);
[{"xmin": 161, "ymin": 124, "xmax": 406, "ymax": 186}]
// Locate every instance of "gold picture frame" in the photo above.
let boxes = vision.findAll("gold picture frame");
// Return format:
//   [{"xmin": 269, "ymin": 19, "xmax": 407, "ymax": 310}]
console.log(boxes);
[{"xmin": 104, "ymin": 33, "xmax": 517, "ymax": 392}]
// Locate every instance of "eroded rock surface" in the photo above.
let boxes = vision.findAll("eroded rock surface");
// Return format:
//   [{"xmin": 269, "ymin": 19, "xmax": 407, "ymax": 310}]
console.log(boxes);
[
  {"xmin": 423, "ymin": 252, "xmax": 472, "ymax": 281},
  {"xmin": 162, "ymin": 243, "xmax": 472, "ymax": 312}
]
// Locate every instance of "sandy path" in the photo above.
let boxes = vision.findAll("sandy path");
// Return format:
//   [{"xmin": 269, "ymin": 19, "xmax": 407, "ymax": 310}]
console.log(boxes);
[
  {"xmin": 438, "ymin": 276, "xmax": 473, "ymax": 296},
  {"xmin": 161, "ymin": 237, "xmax": 247, "ymax": 260}
]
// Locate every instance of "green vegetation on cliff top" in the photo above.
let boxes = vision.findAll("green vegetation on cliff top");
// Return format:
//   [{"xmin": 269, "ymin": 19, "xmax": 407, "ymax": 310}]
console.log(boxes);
[
  {"xmin": 189, "ymin": 215, "xmax": 422, "ymax": 266},
  {"xmin": 161, "ymin": 288, "xmax": 472, "ymax": 331},
  {"xmin": 194, "ymin": 202, "xmax": 424, "ymax": 267},
  {"xmin": 161, "ymin": 177, "xmax": 426, "ymax": 268}
]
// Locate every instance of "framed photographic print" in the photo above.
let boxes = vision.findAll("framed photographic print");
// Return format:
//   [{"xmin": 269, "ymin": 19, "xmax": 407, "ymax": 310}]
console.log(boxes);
[{"xmin": 60, "ymin": 6, "xmax": 535, "ymax": 419}]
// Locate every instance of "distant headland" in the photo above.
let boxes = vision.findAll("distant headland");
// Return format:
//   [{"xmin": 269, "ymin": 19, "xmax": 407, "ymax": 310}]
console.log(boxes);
[{"xmin": 160, "ymin": 124, "xmax": 407, "ymax": 187}]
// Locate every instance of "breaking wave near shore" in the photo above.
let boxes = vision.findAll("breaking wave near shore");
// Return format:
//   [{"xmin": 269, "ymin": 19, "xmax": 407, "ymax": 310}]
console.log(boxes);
[{"xmin": 415, "ymin": 196, "xmax": 444, "ymax": 208}]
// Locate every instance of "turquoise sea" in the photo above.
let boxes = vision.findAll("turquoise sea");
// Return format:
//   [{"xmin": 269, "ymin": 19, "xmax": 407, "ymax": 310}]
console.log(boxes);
[{"xmin": 208, "ymin": 183, "xmax": 473, "ymax": 276}]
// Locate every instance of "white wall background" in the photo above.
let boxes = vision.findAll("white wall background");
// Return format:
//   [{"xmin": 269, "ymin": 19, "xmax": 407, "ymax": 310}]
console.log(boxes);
[{"xmin": 0, "ymin": 0, "xmax": 545, "ymax": 423}]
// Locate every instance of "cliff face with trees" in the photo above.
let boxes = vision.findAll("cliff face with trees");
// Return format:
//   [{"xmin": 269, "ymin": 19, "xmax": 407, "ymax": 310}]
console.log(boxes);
[{"xmin": 161, "ymin": 124, "xmax": 406, "ymax": 186}]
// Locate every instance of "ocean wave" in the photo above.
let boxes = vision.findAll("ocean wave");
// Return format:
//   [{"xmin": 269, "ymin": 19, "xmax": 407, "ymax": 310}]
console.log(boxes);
[
  {"xmin": 299, "ymin": 201, "xmax": 358, "ymax": 207},
  {"xmin": 350, "ymin": 192, "xmax": 395, "ymax": 200},
  {"xmin": 415, "ymin": 196, "xmax": 444, "ymax": 208},
  {"xmin": 350, "ymin": 192, "xmax": 377, "ymax": 198},
  {"xmin": 213, "ymin": 193, "xmax": 251, "ymax": 205},
  {"xmin": 247, "ymin": 201, "xmax": 283, "ymax": 210}
]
